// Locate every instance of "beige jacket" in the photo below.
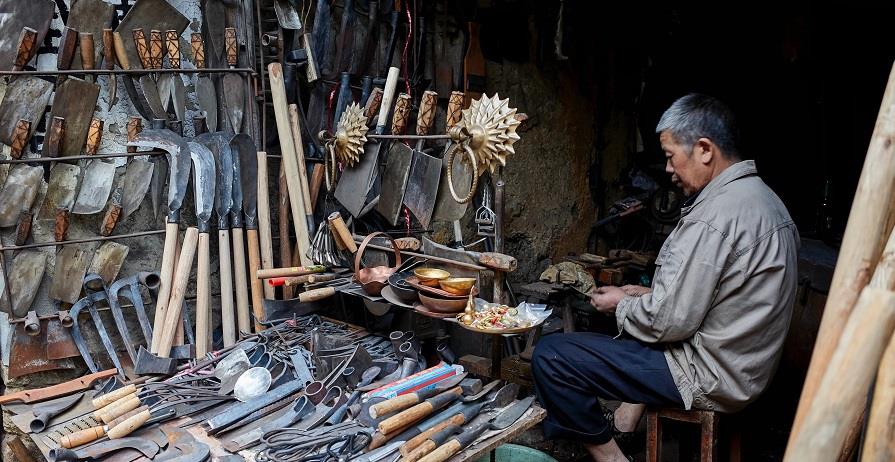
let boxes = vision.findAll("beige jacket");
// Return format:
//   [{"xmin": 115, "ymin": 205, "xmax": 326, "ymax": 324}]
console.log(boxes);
[{"xmin": 615, "ymin": 160, "xmax": 799, "ymax": 412}]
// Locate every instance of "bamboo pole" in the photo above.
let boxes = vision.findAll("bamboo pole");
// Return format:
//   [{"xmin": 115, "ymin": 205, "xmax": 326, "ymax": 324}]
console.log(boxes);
[{"xmin": 788, "ymin": 61, "xmax": 895, "ymax": 451}]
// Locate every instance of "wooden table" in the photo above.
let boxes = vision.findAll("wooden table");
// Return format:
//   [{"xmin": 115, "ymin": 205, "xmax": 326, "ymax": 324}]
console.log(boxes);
[{"xmin": 448, "ymin": 405, "xmax": 547, "ymax": 462}]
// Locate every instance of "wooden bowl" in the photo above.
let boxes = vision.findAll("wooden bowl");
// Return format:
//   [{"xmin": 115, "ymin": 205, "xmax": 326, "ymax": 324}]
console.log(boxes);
[
  {"xmin": 413, "ymin": 268, "xmax": 451, "ymax": 287},
  {"xmin": 438, "ymin": 278, "xmax": 477, "ymax": 295},
  {"xmin": 418, "ymin": 292, "xmax": 467, "ymax": 314}
]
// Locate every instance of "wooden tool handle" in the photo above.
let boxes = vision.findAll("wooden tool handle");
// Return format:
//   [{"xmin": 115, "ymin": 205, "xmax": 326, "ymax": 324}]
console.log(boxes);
[
  {"xmin": 112, "ymin": 32, "xmax": 129, "ymax": 70},
  {"xmin": 418, "ymin": 440, "xmax": 462, "ymax": 462},
  {"xmin": 477, "ymin": 252, "xmax": 517, "ymax": 272},
  {"xmin": 151, "ymin": 222, "xmax": 180, "ymax": 353},
  {"xmin": 232, "ymin": 227, "xmax": 251, "ymax": 335},
  {"xmin": 157, "ymin": 227, "xmax": 198, "ymax": 357},
  {"xmin": 379, "ymin": 402, "xmax": 435, "ymax": 435},
  {"xmin": 85, "ymin": 118, "xmax": 103, "ymax": 156},
  {"xmin": 287, "ymin": 104, "xmax": 314, "ymax": 213},
  {"xmin": 165, "ymin": 30, "xmax": 181, "ymax": 70},
  {"xmin": 79, "ymin": 33, "xmax": 95, "ymax": 71},
  {"xmin": 417, "ymin": 91, "xmax": 438, "ymax": 135},
  {"xmin": 107, "ymin": 405, "xmax": 148, "ymax": 428},
  {"xmin": 55, "ymin": 207, "xmax": 70, "ymax": 242},
  {"xmin": 297, "ymin": 287, "xmax": 336, "ymax": 303},
  {"xmin": 45, "ymin": 117, "xmax": 64, "ymax": 158},
  {"xmin": 391, "ymin": 93, "xmax": 412, "ymax": 135},
  {"xmin": 371, "ymin": 392, "xmax": 421, "ymax": 418},
  {"xmin": 367, "ymin": 422, "xmax": 412, "ymax": 450},
  {"xmin": 219, "ymin": 230, "xmax": 236, "ymax": 347},
  {"xmin": 149, "ymin": 30, "xmax": 163, "ymax": 70},
  {"xmin": 57, "ymin": 27, "xmax": 78, "ymax": 71},
  {"xmin": 195, "ymin": 231, "xmax": 211, "ymax": 356},
  {"xmin": 126, "ymin": 117, "xmax": 141, "ymax": 154},
  {"xmin": 256, "ymin": 265, "xmax": 325, "ymax": 279},
  {"xmin": 247, "ymin": 229, "xmax": 265, "ymax": 331},
  {"xmin": 61, "ymin": 426, "xmax": 106, "ymax": 448},
  {"xmin": 327, "ymin": 212, "xmax": 357, "ymax": 253},
  {"xmin": 405, "ymin": 440, "xmax": 439, "ymax": 462},
  {"xmin": 225, "ymin": 27, "xmax": 238, "ymax": 67},
  {"xmin": 107, "ymin": 409, "xmax": 151, "ymax": 439},
  {"xmin": 133, "ymin": 29, "xmax": 149, "ymax": 69},
  {"xmin": 98, "ymin": 393, "xmax": 141, "ymax": 424},
  {"xmin": 256, "ymin": 151, "xmax": 276, "ymax": 302},
  {"xmin": 10, "ymin": 119, "xmax": 30, "ymax": 159},
  {"xmin": 364, "ymin": 87, "xmax": 384, "ymax": 120},
  {"xmin": 310, "ymin": 164, "xmax": 325, "ymax": 212},
  {"xmin": 190, "ymin": 33, "xmax": 206, "ymax": 69},
  {"xmin": 446, "ymin": 91, "xmax": 464, "ymax": 129},
  {"xmin": 92, "ymin": 384, "xmax": 137, "ymax": 409},
  {"xmin": 402, "ymin": 414, "xmax": 466, "ymax": 456},
  {"xmin": 102, "ymin": 29, "xmax": 114, "ymax": 70},
  {"xmin": 100, "ymin": 197, "xmax": 121, "ymax": 236},
  {"xmin": 15, "ymin": 211, "xmax": 32, "ymax": 246},
  {"xmin": 14, "ymin": 27, "xmax": 38, "ymax": 71},
  {"xmin": 378, "ymin": 67, "xmax": 400, "ymax": 129}
]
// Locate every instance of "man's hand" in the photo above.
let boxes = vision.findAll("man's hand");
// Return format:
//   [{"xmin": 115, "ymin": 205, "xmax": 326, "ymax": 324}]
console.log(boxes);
[
  {"xmin": 621, "ymin": 285, "xmax": 652, "ymax": 297},
  {"xmin": 590, "ymin": 286, "xmax": 627, "ymax": 315}
]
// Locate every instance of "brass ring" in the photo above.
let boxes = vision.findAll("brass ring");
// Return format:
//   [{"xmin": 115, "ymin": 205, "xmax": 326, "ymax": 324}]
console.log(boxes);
[{"xmin": 447, "ymin": 143, "xmax": 479, "ymax": 204}]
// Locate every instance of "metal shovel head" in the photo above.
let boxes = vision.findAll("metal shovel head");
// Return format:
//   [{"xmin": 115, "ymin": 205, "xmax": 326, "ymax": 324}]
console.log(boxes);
[
  {"xmin": 157, "ymin": 75, "xmax": 174, "ymax": 115},
  {"xmin": 335, "ymin": 138, "xmax": 381, "ymax": 217},
  {"xmin": 274, "ymin": 0, "xmax": 303, "ymax": 29},
  {"xmin": 222, "ymin": 74, "xmax": 245, "ymax": 133},
  {"xmin": 232, "ymin": 134, "xmax": 258, "ymax": 224},
  {"xmin": 88, "ymin": 242, "xmax": 129, "ymax": 285},
  {"xmin": 46, "ymin": 316, "xmax": 81, "ymax": 360},
  {"xmin": 404, "ymin": 150, "xmax": 443, "ymax": 229},
  {"xmin": 138, "ymin": 75, "xmax": 167, "ymax": 120},
  {"xmin": 38, "ymin": 164, "xmax": 81, "ymax": 221},
  {"xmin": 49, "ymin": 78, "xmax": 100, "ymax": 155},
  {"xmin": 8, "ymin": 250, "xmax": 46, "ymax": 317},
  {"xmin": 49, "ymin": 246, "xmax": 91, "ymax": 304},
  {"xmin": 9, "ymin": 322, "xmax": 68, "ymax": 379},
  {"xmin": 115, "ymin": 0, "xmax": 189, "ymax": 69},
  {"xmin": 187, "ymin": 141, "xmax": 216, "ymax": 226},
  {"xmin": 72, "ymin": 160, "xmax": 116, "ymax": 214},
  {"xmin": 120, "ymin": 158, "xmax": 155, "ymax": 219},
  {"xmin": 0, "ymin": 76, "xmax": 53, "ymax": 146},
  {"xmin": 0, "ymin": 0, "xmax": 54, "ymax": 71},
  {"xmin": 197, "ymin": 78, "xmax": 218, "ymax": 132},
  {"xmin": 432, "ymin": 148, "xmax": 474, "ymax": 222},
  {"xmin": 215, "ymin": 349, "xmax": 251, "ymax": 380},
  {"xmin": 0, "ymin": 164, "xmax": 42, "ymax": 227},
  {"xmin": 375, "ymin": 142, "xmax": 413, "ymax": 225},
  {"xmin": 234, "ymin": 367, "xmax": 273, "ymax": 402}
]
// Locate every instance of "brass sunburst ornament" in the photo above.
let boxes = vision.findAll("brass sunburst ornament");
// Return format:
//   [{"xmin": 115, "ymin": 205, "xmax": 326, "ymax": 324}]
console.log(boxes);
[{"xmin": 320, "ymin": 102, "xmax": 368, "ymax": 190}]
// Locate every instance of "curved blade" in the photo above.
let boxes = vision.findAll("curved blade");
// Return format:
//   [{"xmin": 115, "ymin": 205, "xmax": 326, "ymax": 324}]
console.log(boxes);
[
  {"xmin": 196, "ymin": 77, "xmax": 218, "ymax": 132},
  {"xmin": 228, "ymin": 134, "xmax": 245, "ymax": 225},
  {"xmin": 197, "ymin": 133, "xmax": 233, "ymax": 228},
  {"xmin": 129, "ymin": 129, "xmax": 191, "ymax": 216},
  {"xmin": 187, "ymin": 141, "xmax": 215, "ymax": 228},
  {"xmin": 231, "ymin": 134, "xmax": 258, "ymax": 227}
]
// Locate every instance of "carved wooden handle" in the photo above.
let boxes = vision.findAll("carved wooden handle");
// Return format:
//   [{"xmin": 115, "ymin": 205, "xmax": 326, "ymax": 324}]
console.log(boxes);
[
  {"xmin": 14, "ymin": 27, "xmax": 37, "ymax": 71},
  {"xmin": 417, "ymin": 440, "xmax": 462, "ymax": 462},
  {"xmin": 402, "ymin": 414, "xmax": 465, "ymax": 455},
  {"xmin": 225, "ymin": 27, "xmax": 238, "ymax": 67},
  {"xmin": 85, "ymin": 118, "xmax": 103, "ymax": 156},
  {"xmin": 107, "ymin": 405, "xmax": 148, "ymax": 428},
  {"xmin": 446, "ymin": 91, "xmax": 464, "ymax": 129},
  {"xmin": 100, "ymin": 190, "xmax": 122, "ymax": 236},
  {"xmin": 298, "ymin": 287, "xmax": 336, "ymax": 303},
  {"xmin": 57, "ymin": 27, "xmax": 78, "ymax": 71},
  {"xmin": 15, "ymin": 211, "xmax": 32, "ymax": 246},
  {"xmin": 92, "ymin": 384, "xmax": 137, "ymax": 409},
  {"xmin": 391, "ymin": 93, "xmax": 411, "ymax": 135},
  {"xmin": 165, "ymin": 30, "xmax": 180, "ymax": 70},
  {"xmin": 107, "ymin": 409, "xmax": 151, "ymax": 439},
  {"xmin": 45, "ymin": 117, "xmax": 65, "ymax": 158},
  {"xmin": 149, "ymin": 30, "xmax": 163, "ymax": 70},
  {"xmin": 364, "ymin": 87, "xmax": 384, "ymax": 120},
  {"xmin": 98, "ymin": 393, "xmax": 141, "ymax": 424},
  {"xmin": 379, "ymin": 401, "xmax": 435, "ymax": 435},
  {"xmin": 113, "ymin": 32, "xmax": 129, "ymax": 70},
  {"xmin": 102, "ymin": 29, "xmax": 114, "ymax": 70},
  {"xmin": 54, "ymin": 208, "xmax": 70, "ymax": 242},
  {"xmin": 417, "ymin": 91, "xmax": 438, "ymax": 136},
  {"xmin": 127, "ymin": 117, "xmax": 141, "ymax": 154},
  {"xmin": 61, "ymin": 426, "xmax": 106, "ymax": 449},
  {"xmin": 10, "ymin": 119, "xmax": 30, "ymax": 159},
  {"xmin": 190, "ymin": 33, "xmax": 206, "ymax": 69},
  {"xmin": 133, "ymin": 29, "xmax": 149, "ymax": 69},
  {"xmin": 79, "ymin": 33, "xmax": 95, "ymax": 71}
]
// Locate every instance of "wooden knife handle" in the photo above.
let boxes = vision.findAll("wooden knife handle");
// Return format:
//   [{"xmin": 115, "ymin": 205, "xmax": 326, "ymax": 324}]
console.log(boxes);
[
  {"xmin": 98, "ymin": 393, "xmax": 141, "ymax": 424},
  {"xmin": 45, "ymin": 117, "xmax": 65, "ymax": 158},
  {"xmin": 190, "ymin": 33, "xmax": 206, "ymax": 69},
  {"xmin": 100, "ymin": 191, "xmax": 122, "ymax": 236},
  {"xmin": 327, "ymin": 212, "xmax": 357, "ymax": 253},
  {"xmin": 57, "ymin": 27, "xmax": 78, "ymax": 71},
  {"xmin": 378, "ymin": 67, "xmax": 400, "ymax": 130},
  {"xmin": 55, "ymin": 208, "xmax": 70, "ymax": 242},
  {"xmin": 402, "ymin": 414, "xmax": 466, "ymax": 456},
  {"xmin": 92, "ymin": 384, "xmax": 137, "ymax": 409},
  {"xmin": 79, "ymin": 33, "xmax": 95, "ymax": 71},
  {"xmin": 405, "ymin": 440, "xmax": 439, "ymax": 462},
  {"xmin": 126, "ymin": 117, "xmax": 142, "ymax": 154},
  {"xmin": 371, "ymin": 392, "xmax": 421, "ymax": 418},
  {"xmin": 196, "ymin": 231, "xmax": 211, "ymax": 357},
  {"xmin": 107, "ymin": 405, "xmax": 148, "ymax": 428},
  {"xmin": 165, "ymin": 30, "xmax": 181, "ymax": 70},
  {"xmin": 417, "ymin": 440, "xmax": 462, "ymax": 462},
  {"xmin": 246, "ymin": 228, "xmax": 265, "ymax": 332},
  {"xmin": 15, "ymin": 211, "xmax": 32, "ymax": 246},
  {"xmin": 225, "ymin": 27, "xmax": 238, "ymax": 67},
  {"xmin": 85, "ymin": 118, "xmax": 103, "ymax": 156},
  {"xmin": 364, "ymin": 87, "xmax": 384, "ymax": 121},
  {"xmin": 298, "ymin": 287, "xmax": 336, "ymax": 303},
  {"xmin": 417, "ymin": 91, "xmax": 438, "ymax": 136},
  {"xmin": 113, "ymin": 32, "xmax": 129, "ymax": 70},
  {"xmin": 391, "ymin": 93, "xmax": 411, "ymax": 135},
  {"xmin": 256, "ymin": 265, "xmax": 325, "ymax": 279},
  {"xmin": 367, "ymin": 423, "xmax": 412, "ymax": 450},
  {"xmin": 446, "ymin": 91, "xmax": 464, "ymax": 129},
  {"xmin": 149, "ymin": 30, "xmax": 163, "ymax": 70},
  {"xmin": 10, "ymin": 119, "xmax": 30, "ymax": 159},
  {"xmin": 232, "ymin": 227, "xmax": 251, "ymax": 334},
  {"xmin": 61, "ymin": 426, "xmax": 106, "ymax": 449},
  {"xmin": 132, "ymin": 29, "xmax": 150, "ymax": 69},
  {"xmin": 107, "ymin": 409, "xmax": 151, "ymax": 439},
  {"xmin": 379, "ymin": 402, "xmax": 435, "ymax": 435},
  {"xmin": 14, "ymin": 27, "xmax": 37, "ymax": 71},
  {"xmin": 102, "ymin": 29, "xmax": 114, "ymax": 70}
]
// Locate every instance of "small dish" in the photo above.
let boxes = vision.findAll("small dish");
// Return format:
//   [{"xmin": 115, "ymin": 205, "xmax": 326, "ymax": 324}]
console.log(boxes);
[
  {"xmin": 418, "ymin": 292, "xmax": 467, "ymax": 313},
  {"xmin": 413, "ymin": 268, "xmax": 451, "ymax": 287},
  {"xmin": 438, "ymin": 277, "xmax": 477, "ymax": 295}
]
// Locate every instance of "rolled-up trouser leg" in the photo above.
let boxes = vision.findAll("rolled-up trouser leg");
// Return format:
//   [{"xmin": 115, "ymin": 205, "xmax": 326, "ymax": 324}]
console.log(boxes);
[{"xmin": 531, "ymin": 333, "xmax": 683, "ymax": 445}]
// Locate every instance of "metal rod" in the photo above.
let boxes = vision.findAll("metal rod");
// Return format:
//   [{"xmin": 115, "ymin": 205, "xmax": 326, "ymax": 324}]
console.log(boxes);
[
  {"xmin": 0, "ymin": 68, "xmax": 256, "ymax": 76},
  {"xmin": 367, "ymin": 134, "xmax": 451, "ymax": 140},
  {"xmin": 0, "ymin": 151, "xmax": 165, "ymax": 164},
  {"xmin": 3, "ymin": 230, "xmax": 166, "ymax": 251},
  {"xmin": 352, "ymin": 239, "xmax": 487, "ymax": 271}
]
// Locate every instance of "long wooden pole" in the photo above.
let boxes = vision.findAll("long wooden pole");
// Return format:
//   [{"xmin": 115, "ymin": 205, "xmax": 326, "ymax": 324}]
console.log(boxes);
[
  {"xmin": 862, "ymin": 333, "xmax": 895, "ymax": 462},
  {"xmin": 788, "ymin": 62, "xmax": 895, "ymax": 450},
  {"xmin": 256, "ymin": 151, "xmax": 275, "ymax": 301}
]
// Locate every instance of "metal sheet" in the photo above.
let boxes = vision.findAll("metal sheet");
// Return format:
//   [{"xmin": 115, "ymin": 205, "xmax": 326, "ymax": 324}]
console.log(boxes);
[
  {"xmin": 120, "ymin": 158, "xmax": 154, "ymax": 219},
  {"xmin": 48, "ymin": 78, "xmax": 100, "ymax": 156},
  {"xmin": 0, "ymin": 0, "xmax": 54, "ymax": 71},
  {"xmin": 72, "ymin": 160, "xmax": 116, "ymax": 214},
  {"xmin": 38, "ymin": 164, "xmax": 81, "ymax": 221},
  {"xmin": 375, "ymin": 142, "xmax": 413, "ymax": 225},
  {"xmin": 88, "ymin": 242, "xmax": 129, "ymax": 285},
  {"xmin": 0, "ymin": 164, "xmax": 42, "ymax": 227},
  {"xmin": 49, "ymin": 246, "xmax": 90, "ymax": 304},
  {"xmin": 8, "ymin": 251, "xmax": 46, "ymax": 317},
  {"xmin": 8, "ymin": 323, "xmax": 69, "ymax": 379},
  {"xmin": 403, "ymin": 151, "xmax": 442, "ymax": 228},
  {"xmin": 0, "ymin": 76, "xmax": 53, "ymax": 146}
]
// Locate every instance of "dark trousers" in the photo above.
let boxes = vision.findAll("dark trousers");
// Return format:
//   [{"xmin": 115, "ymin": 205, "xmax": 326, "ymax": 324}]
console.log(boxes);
[{"xmin": 531, "ymin": 333, "xmax": 683, "ymax": 445}]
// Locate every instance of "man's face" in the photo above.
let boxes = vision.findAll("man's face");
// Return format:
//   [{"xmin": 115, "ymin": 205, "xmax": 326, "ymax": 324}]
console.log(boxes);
[{"xmin": 661, "ymin": 131, "xmax": 708, "ymax": 196}]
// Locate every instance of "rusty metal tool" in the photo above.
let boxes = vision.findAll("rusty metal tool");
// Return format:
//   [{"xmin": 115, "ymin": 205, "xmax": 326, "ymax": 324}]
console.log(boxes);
[
  {"xmin": 108, "ymin": 272, "xmax": 159, "ymax": 354},
  {"xmin": 29, "ymin": 393, "xmax": 83, "ymax": 433},
  {"xmin": 0, "ymin": 369, "xmax": 116, "ymax": 405},
  {"xmin": 0, "ymin": 27, "xmax": 51, "ymax": 152},
  {"xmin": 49, "ymin": 437, "xmax": 160, "ymax": 461},
  {"xmin": 70, "ymin": 274, "xmax": 126, "ymax": 376}
]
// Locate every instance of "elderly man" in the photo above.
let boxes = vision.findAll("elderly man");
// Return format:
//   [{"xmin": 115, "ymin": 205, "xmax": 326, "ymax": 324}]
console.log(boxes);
[{"xmin": 532, "ymin": 94, "xmax": 799, "ymax": 462}]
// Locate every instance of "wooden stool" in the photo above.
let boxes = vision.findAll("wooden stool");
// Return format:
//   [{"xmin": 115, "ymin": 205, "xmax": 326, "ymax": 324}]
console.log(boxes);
[{"xmin": 646, "ymin": 408, "xmax": 741, "ymax": 462}]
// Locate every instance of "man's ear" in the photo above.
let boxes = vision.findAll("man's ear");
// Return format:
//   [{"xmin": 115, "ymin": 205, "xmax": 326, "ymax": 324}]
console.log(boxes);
[{"xmin": 696, "ymin": 138, "xmax": 714, "ymax": 165}]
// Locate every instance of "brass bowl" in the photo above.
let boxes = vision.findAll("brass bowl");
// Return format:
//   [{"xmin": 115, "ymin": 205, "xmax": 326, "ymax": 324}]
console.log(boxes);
[
  {"xmin": 419, "ymin": 292, "xmax": 467, "ymax": 313},
  {"xmin": 438, "ymin": 278, "xmax": 477, "ymax": 295},
  {"xmin": 414, "ymin": 268, "xmax": 451, "ymax": 287}
]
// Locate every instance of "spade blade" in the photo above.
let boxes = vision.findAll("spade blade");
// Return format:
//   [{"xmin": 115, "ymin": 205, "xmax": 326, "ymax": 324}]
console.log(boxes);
[
  {"xmin": 120, "ymin": 158, "xmax": 155, "ymax": 219},
  {"xmin": 8, "ymin": 251, "xmax": 46, "ymax": 317},
  {"xmin": 72, "ymin": 160, "xmax": 116, "ymax": 214},
  {"xmin": 0, "ymin": 165, "xmax": 42, "ymax": 227},
  {"xmin": 38, "ymin": 164, "xmax": 80, "ymax": 221}
]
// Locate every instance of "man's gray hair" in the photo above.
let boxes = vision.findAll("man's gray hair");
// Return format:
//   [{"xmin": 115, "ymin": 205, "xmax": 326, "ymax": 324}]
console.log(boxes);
[{"xmin": 656, "ymin": 94, "xmax": 741, "ymax": 159}]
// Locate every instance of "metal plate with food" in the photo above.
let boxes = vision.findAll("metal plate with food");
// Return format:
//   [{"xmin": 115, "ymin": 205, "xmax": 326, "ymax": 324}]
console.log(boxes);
[{"xmin": 457, "ymin": 300, "xmax": 553, "ymax": 334}]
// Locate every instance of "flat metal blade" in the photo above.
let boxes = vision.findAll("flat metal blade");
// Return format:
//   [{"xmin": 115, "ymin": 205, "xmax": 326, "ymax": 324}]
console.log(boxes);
[
  {"xmin": 197, "ymin": 133, "xmax": 233, "ymax": 227},
  {"xmin": 88, "ymin": 242, "xmax": 129, "ymax": 285},
  {"xmin": 0, "ymin": 165, "xmax": 42, "ymax": 227},
  {"xmin": 139, "ymin": 75, "xmax": 167, "ymax": 119},
  {"xmin": 228, "ymin": 135, "xmax": 244, "ymax": 223},
  {"xmin": 38, "ymin": 164, "xmax": 80, "ymax": 221},
  {"xmin": 197, "ymin": 76, "xmax": 218, "ymax": 132},
  {"xmin": 171, "ymin": 75, "xmax": 186, "ymax": 122},
  {"xmin": 129, "ymin": 129, "xmax": 191, "ymax": 216},
  {"xmin": 120, "ymin": 158, "xmax": 155, "ymax": 219},
  {"xmin": 122, "ymin": 76, "xmax": 155, "ymax": 124},
  {"xmin": 150, "ymin": 156, "xmax": 166, "ymax": 218},
  {"xmin": 491, "ymin": 395, "xmax": 535, "ymax": 430},
  {"xmin": 48, "ymin": 78, "xmax": 100, "ymax": 155},
  {"xmin": 222, "ymin": 74, "xmax": 245, "ymax": 133},
  {"xmin": 375, "ymin": 142, "xmax": 413, "ymax": 225},
  {"xmin": 187, "ymin": 141, "xmax": 216, "ymax": 227},
  {"xmin": 115, "ymin": 0, "xmax": 189, "ymax": 70},
  {"xmin": 157, "ymin": 74, "xmax": 174, "ymax": 115},
  {"xmin": 8, "ymin": 250, "xmax": 46, "ymax": 317},
  {"xmin": 335, "ymin": 139, "xmax": 381, "ymax": 217},
  {"xmin": 72, "ymin": 160, "xmax": 116, "ymax": 214},
  {"xmin": 0, "ymin": 76, "xmax": 53, "ymax": 146},
  {"xmin": 232, "ymin": 134, "xmax": 258, "ymax": 227},
  {"xmin": 273, "ymin": 0, "xmax": 302, "ymax": 29},
  {"xmin": 403, "ymin": 150, "xmax": 442, "ymax": 229},
  {"xmin": 49, "ymin": 245, "xmax": 90, "ymax": 304}
]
